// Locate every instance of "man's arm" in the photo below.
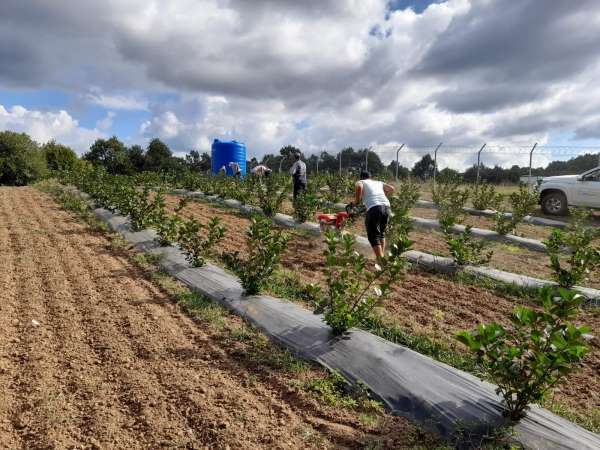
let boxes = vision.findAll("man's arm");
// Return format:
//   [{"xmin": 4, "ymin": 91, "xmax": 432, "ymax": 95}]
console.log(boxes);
[
  {"xmin": 289, "ymin": 161, "xmax": 297, "ymax": 175},
  {"xmin": 383, "ymin": 183, "xmax": 395, "ymax": 197},
  {"xmin": 354, "ymin": 181, "xmax": 363, "ymax": 205}
]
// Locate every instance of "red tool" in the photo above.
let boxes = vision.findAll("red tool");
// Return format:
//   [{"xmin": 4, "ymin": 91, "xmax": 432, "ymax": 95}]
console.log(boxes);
[{"xmin": 316, "ymin": 203, "xmax": 363, "ymax": 232}]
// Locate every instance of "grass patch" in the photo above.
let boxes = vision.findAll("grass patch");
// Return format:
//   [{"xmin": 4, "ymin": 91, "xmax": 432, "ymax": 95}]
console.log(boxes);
[
  {"xmin": 35, "ymin": 179, "xmax": 108, "ymax": 232},
  {"xmin": 441, "ymin": 270, "xmax": 541, "ymax": 303},
  {"xmin": 500, "ymin": 244, "xmax": 523, "ymax": 254},
  {"xmin": 298, "ymin": 369, "xmax": 383, "ymax": 412},
  {"xmin": 544, "ymin": 399, "xmax": 600, "ymax": 434}
]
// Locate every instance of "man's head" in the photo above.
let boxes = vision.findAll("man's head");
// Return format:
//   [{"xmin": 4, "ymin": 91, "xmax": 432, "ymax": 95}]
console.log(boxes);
[
  {"xmin": 294, "ymin": 153, "xmax": 301, "ymax": 161},
  {"xmin": 360, "ymin": 170, "xmax": 371, "ymax": 180}
]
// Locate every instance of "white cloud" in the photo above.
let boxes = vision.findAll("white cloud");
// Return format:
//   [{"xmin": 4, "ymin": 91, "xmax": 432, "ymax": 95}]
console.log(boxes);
[
  {"xmin": 96, "ymin": 111, "xmax": 115, "ymax": 131},
  {"xmin": 1, "ymin": 0, "xmax": 600, "ymax": 167},
  {"xmin": 85, "ymin": 89, "xmax": 148, "ymax": 111},
  {"xmin": 0, "ymin": 104, "xmax": 104, "ymax": 154}
]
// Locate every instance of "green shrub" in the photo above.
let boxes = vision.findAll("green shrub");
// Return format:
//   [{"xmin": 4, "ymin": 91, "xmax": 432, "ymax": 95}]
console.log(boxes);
[
  {"xmin": 387, "ymin": 179, "xmax": 420, "ymax": 240},
  {"xmin": 434, "ymin": 179, "xmax": 491, "ymax": 265},
  {"xmin": 470, "ymin": 182, "xmax": 504, "ymax": 211},
  {"xmin": 177, "ymin": 216, "xmax": 226, "ymax": 267},
  {"xmin": 252, "ymin": 174, "xmax": 290, "ymax": 216},
  {"xmin": 312, "ymin": 231, "xmax": 412, "ymax": 335},
  {"xmin": 115, "ymin": 184, "xmax": 165, "ymax": 232},
  {"xmin": 0, "ymin": 131, "xmax": 47, "ymax": 185},
  {"xmin": 494, "ymin": 184, "xmax": 538, "ymax": 235},
  {"xmin": 154, "ymin": 197, "xmax": 189, "ymax": 246},
  {"xmin": 324, "ymin": 174, "xmax": 354, "ymax": 203},
  {"xmin": 292, "ymin": 189, "xmax": 320, "ymax": 223},
  {"xmin": 43, "ymin": 141, "xmax": 78, "ymax": 172},
  {"xmin": 544, "ymin": 209, "xmax": 600, "ymax": 288},
  {"xmin": 456, "ymin": 287, "xmax": 592, "ymax": 421},
  {"xmin": 224, "ymin": 216, "xmax": 290, "ymax": 295},
  {"xmin": 434, "ymin": 178, "xmax": 469, "ymax": 230},
  {"xmin": 446, "ymin": 226, "xmax": 493, "ymax": 266}
]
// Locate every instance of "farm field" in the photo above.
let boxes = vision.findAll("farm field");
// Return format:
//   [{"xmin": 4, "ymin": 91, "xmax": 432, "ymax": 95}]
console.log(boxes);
[
  {"xmin": 162, "ymin": 194, "xmax": 600, "ymax": 428},
  {"xmin": 0, "ymin": 187, "xmax": 442, "ymax": 449},
  {"xmin": 196, "ymin": 195, "xmax": 600, "ymax": 290}
]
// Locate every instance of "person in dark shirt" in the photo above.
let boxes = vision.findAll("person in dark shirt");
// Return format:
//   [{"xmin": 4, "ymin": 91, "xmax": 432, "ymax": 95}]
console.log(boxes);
[{"xmin": 289, "ymin": 153, "xmax": 307, "ymax": 199}]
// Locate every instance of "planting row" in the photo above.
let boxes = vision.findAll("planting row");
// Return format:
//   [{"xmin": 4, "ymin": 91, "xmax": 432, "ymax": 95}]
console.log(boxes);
[{"xmin": 58, "ymin": 166, "xmax": 599, "ymax": 424}]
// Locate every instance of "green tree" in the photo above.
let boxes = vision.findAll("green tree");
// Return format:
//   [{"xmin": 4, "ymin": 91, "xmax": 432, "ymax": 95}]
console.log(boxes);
[
  {"xmin": 411, "ymin": 154, "xmax": 435, "ymax": 180},
  {"xmin": 43, "ymin": 140, "xmax": 78, "ymax": 172},
  {"xmin": 83, "ymin": 136, "xmax": 132, "ymax": 174},
  {"xmin": 185, "ymin": 150, "xmax": 211, "ymax": 172},
  {"xmin": 0, "ymin": 131, "xmax": 47, "ymax": 185},
  {"xmin": 127, "ymin": 144, "xmax": 146, "ymax": 172},
  {"xmin": 144, "ymin": 138, "xmax": 172, "ymax": 171}
]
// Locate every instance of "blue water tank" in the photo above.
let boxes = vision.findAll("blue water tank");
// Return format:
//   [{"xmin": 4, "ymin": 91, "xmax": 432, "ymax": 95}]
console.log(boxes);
[{"xmin": 211, "ymin": 139, "xmax": 247, "ymax": 176}]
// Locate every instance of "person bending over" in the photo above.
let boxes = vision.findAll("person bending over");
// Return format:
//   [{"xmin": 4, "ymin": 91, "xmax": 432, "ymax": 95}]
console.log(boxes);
[{"xmin": 353, "ymin": 171, "xmax": 395, "ymax": 259}]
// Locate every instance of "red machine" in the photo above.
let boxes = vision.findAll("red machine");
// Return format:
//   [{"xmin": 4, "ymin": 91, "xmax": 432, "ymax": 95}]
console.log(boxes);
[
  {"xmin": 316, "ymin": 211, "xmax": 350, "ymax": 232},
  {"xmin": 316, "ymin": 204, "xmax": 363, "ymax": 232}
]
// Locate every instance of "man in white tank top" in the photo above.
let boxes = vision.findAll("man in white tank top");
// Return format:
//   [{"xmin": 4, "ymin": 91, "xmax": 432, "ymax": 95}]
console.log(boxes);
[{"xmin": 353, "ymin": 171, "xmax": 395, "ymax": 259}]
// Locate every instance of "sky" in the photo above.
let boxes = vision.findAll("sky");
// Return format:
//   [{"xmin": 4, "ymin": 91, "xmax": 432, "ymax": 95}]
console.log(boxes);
[{"xmin": 1, "ymin": 0, "xmax": 600, "ymax": 170}]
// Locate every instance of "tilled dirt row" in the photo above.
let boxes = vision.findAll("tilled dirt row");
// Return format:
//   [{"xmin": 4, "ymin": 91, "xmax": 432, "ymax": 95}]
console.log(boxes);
[
  {"xmin": 167, "ymin": 195, "xmax": 600, "ymax": 425},
  {"xmin": 0, "ymin": 187, "xmax": 439, "ymax": 450}
]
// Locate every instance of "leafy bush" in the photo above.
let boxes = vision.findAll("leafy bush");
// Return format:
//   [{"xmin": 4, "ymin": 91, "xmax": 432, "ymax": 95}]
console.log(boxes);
[
  {"xmin": 456, "ymin": 287, "xmax": 592, "ymax": 421},
  {"xmin": 494, "ymin": 184, "xmax": 538, "ymax": 235},
  {"xmin": 446, "ymin": 226, "xmax": 493, "ymax": 266},
  {"xmin": 177, "ymin": 216, "xmax": 226, "ymax": 267},
  {"xmin": 252, "ymin": 174, "xmax": 290, "ymax": 216},
  {"xmin": 43, "ymin": 141, "xmax": 78, "ymax": 173},
  {"xmin": 545, "ymin": 209, "xmax": 600, "ymax": 288},
  {"xmin": 0, "ymin": 131, "xmax": 48, "ymax": 185},
  {"xmin": 324, "ymin": 174, "xmax": 354, "ymax": 203},
  {"xmin": 313, "ymin": 231, "xmax": 412, "ymax": 335},
  {"xmin": 387, "ymin": 179, "xmax": 420, "ymax": 240},
  {"xmin": 115, "ymin": 184, "xmax": 165, "ymax": 232},
  {"xmin": 292, "ymin": 189, "xmax": 321, "ymax": 223},
  {"xmin": 434, "ymin": 178, "xmax": 470, "ymax": 230},
  {"xmin": 433, "ymin": 179, "xmax": 491, "ymax": 265},
  {"xmin": 154, "ymin": 197, "xmax": 189, "ymax": 246},
  {"xmin": 470, "ymin": 182, "xmax": 505, "ymax": 211},
  {"xmin": 224, "ymin": 216, "xmax": 290, "ymax": 295}
]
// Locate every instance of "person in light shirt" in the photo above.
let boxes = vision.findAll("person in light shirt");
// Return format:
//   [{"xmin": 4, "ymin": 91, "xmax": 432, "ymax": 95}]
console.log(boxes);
[
  {"xmin": 251, "ymin": 164, "xmax": 272, "ymax": 177},
  {"xmin": 228, "ymin": 161, "xmax": 242, "ymax": 178},
  {"xmin": 353, "ymin": 170, "xmax": 395, "ymax": 260}
]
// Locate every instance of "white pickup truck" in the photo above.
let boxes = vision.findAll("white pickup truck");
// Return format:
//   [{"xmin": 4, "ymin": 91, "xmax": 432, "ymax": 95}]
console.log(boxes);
[{"xmin": 538, "ymin": 166, "xmax": 600, "ymax": 215}]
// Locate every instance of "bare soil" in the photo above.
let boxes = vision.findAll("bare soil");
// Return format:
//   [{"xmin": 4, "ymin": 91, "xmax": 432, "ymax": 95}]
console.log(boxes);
[
  {"xmin": 166, "ymin": 195, "xmax": 600, "ymax": 423},
  {"xmin": 342, "ymin": 215, "xmax": 600, "ymax": 291},
  {"xmin": 0, "ymin": 187, "xmax": 440, "ymax": 450}
]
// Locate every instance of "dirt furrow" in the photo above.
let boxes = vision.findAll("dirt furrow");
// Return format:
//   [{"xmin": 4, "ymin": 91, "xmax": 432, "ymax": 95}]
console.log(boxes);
[
  {"xmin": 0, "ymin": 187, "xmax": 445, "ymax": 448},
  {"xmin": 4, "ymin": 188, "xmax": 85, "ymax": 449},
  {"xmin": 0, "ymin": 191, "xmax": 23, "ymax": 447},
  {"xmin": 21, "ymin": 192, "xmax": 159, "ymax": 448}
]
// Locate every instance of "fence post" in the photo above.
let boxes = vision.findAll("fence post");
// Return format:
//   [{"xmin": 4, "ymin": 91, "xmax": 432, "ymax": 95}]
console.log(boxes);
[
  {"xmin": 395, "ymin": 143, "xmax": 405, "ymax": 181},
  {"xmin": 339, "ymin": 150, "xmax": 342, "ymax": 174},
  {"xmin": 432, "ymin": 142, "xmax": 443, "ymax": 189},
  {"xmin": 528, "ymin": 142, "xmax": 538, "ymax": 187},
  {"xmin": 365, "ymin": 147, "xmax": 371, "ymax": 171},
  {"xmin": 476, "ymin": 143, "xmax": 487, "ymax": 186}
]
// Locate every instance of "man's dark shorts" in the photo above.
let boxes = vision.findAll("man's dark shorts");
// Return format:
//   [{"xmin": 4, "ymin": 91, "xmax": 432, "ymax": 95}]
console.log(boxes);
[{"xmin": 365, "ymin": 205, "xmax": 390, "ymax": 247}]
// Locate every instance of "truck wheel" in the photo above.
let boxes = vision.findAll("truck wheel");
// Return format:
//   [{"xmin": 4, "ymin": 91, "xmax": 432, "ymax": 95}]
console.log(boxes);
[{"xmin": 541, "ymin": 192, "xmax": 568, "ymax": 216}]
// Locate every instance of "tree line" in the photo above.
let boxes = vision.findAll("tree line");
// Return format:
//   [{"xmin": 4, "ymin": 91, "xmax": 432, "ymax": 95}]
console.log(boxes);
[{"xmin": 1, "ymin": 129, "xmax": 598, "ymax": 186}]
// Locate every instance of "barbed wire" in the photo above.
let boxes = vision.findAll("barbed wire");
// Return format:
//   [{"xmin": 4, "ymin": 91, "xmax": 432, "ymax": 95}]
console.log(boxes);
[{"xmin": 369, "ymin": 144, "xmax": 600, "ymax": 156}]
